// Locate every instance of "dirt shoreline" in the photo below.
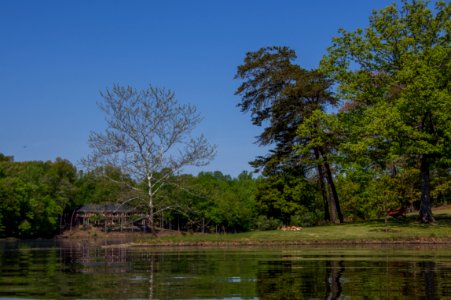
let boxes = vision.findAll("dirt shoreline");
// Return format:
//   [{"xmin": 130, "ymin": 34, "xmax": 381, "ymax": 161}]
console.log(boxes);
[
  {"xmin": 4, "ymin": 233, "xmax": 450, "ymax": 248},
  {"xmin": 56, "ymin": 226, "xmax": 182, "ymax": 241},
  {"xmin": 104, "ymin": 238, "xmax": 451, "ymax": 248}
]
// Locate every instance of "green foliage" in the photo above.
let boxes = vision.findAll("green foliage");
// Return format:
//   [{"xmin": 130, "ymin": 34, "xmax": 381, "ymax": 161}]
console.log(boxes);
[
  {"xmin": 336, "ymin": 165, "xmax": 389, "ymax": 220},
  {"xmin": 255, "ymin": 167, "xmax": 320, "ymax": 225},
  {"xmin": 254, "ymin": 215, "xmax": 282, "ymax": 231},
  {"xmin": 235, "ymin": 46, "xmax": 337, "ymax": 174},
  {"xmin": 321, "ymin": 0, "xmax": 450, "ymax": 222},
  {"xmin": 160, "ymin": 171, "xmax": 258, "ymax": 233},
  {"xmin": 235, "ymin": 46, "xmax": 344, "ymax": 224},
  {"xmin": 296, "ymin": 110, "xmax": 342, "ymax": 164},
  {"xmin": 0, "ymin": 152, "xmax": 259, "ymax": 237},
  {"xmin": 0, "ymin": 157, "xmax": 78, "ymax": 238},
  {"xmin": 75, "ymin": 166, "xmax": 131, "ymax": 206}
]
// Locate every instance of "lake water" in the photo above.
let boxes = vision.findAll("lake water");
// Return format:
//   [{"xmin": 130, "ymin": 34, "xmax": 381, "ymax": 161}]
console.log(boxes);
[{"xmin": 0, "ymin": 240, "xmax": 450, "ymax": 299}]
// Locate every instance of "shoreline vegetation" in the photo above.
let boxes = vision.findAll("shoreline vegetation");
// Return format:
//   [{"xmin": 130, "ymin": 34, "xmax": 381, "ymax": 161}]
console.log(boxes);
[{"xmin": 54, "ymin": 205, "xmax": 451, "ymax": 248}]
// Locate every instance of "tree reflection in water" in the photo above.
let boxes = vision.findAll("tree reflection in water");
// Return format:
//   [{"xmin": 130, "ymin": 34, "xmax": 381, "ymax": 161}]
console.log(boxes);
[
  {"xmin": 420, "ymin": 261, "xmax": 437, "ymax": 300},
  {"xmin": 256, "ymin": 258, "xmax": 346, "ymax": 300},
  {"xmin": 255, "ymin": 253, "xmax": 447, "ymax": 299},
  {"xmin": 324, "ymin": 260, "xmax": 345, "ymax": 300},
  {"xmin": 1, "ymin": 241, "xmax": 450, "ymax": 299},
  {"xmin": 148, "ymin": 255, "xmax": 154, "ymax": 300}
]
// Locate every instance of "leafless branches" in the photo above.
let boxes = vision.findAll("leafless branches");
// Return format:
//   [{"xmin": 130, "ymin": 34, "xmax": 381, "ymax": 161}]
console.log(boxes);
[{"xmin": 83, "ymin": 83, "xmax": 216, "ymax": 232}]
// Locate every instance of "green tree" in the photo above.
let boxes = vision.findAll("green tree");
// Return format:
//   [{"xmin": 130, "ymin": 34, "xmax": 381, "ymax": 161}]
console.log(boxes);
[
  {"xmin": 255, "ymin": 166, "xmax": 320, "ymax": 226},
  {"xmin": 0, "ymin": 157, "xmax": 78, "ymax": 238},
  {"xmin": 75, "ymin": 166, "xmax": 133, "ymax": 206},
  {"xmin": 235, "ymin": 46, "xmax": 343, "ymax": 223},
  {"xmin": 322, "ymin": 0, "xmax": 450, "ymax": 222},
  {"xmin": 178, "ymin": 171, "xmax": 257, "ymax": 233}
]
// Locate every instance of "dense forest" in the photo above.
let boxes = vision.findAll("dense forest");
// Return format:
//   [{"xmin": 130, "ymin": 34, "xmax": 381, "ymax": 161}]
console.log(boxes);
[
  {"xmin": 1, "ymin": 1, "xmax": 449, "ymax": 238},
  {"xmin": 0, "ymin": 154, "xmax": 258, "ymax": 238}
]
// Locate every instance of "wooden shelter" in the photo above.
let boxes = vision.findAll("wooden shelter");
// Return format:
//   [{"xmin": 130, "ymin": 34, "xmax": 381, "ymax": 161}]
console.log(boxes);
[{"xmin": 75, "ymin": 203, "xmax": 146, "ymax": 231}]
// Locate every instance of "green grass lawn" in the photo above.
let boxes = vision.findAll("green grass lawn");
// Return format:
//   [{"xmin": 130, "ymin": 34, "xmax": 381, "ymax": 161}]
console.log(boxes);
[{"xmin": 132, "ymin": 209, "xmax": 451, "ymax": 246}]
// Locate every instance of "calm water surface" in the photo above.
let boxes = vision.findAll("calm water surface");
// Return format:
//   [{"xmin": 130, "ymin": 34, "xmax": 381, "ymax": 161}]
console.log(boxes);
[{"xmin": 0, "ymin": 240, "xmax": 450, "ymax": 299}]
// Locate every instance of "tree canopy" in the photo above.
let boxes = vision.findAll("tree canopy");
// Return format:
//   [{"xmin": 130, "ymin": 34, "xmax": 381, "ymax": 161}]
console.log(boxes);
[
  {"xmin": 235, "ymin": 46, "xmax": 343, "ymax": 223},
  {"xmin": 0, "ymin": 157, "xmax": 77, "ymax": 238},
  {"xmin": 321, "ymin": 0, "xmax": 450, "ymax": 222}
]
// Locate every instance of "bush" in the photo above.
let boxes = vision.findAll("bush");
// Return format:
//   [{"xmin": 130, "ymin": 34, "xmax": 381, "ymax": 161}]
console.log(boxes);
[
  {"xmin": 289, "ymin": 208, "xmax": 323, "ymax": 227},
  {"xmin": 254, "ymin": 215, "xmax": 282, "ymax": 231}
]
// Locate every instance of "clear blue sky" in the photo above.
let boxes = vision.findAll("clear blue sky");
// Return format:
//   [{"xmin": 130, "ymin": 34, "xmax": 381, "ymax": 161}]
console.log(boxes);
[{"xmin": 1, "ymin": 0, "xmax": 396, "ymax": 177}]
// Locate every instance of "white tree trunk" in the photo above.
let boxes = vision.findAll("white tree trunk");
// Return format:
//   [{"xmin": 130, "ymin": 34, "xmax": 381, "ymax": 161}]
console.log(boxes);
[{"xmin": 147, "ymin": 174, "xmax": 155, "ymax": 234}]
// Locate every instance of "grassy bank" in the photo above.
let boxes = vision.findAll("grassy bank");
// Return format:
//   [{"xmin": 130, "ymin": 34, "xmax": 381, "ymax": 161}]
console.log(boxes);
[{"xmin": 130, "ymin": 207, "xmax": 451, "ymax": 247}]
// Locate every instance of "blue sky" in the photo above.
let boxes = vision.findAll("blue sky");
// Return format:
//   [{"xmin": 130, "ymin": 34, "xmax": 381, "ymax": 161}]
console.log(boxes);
[{"xmin": 1, "ymin": 0, "xmax": 396, "ymax": 177}]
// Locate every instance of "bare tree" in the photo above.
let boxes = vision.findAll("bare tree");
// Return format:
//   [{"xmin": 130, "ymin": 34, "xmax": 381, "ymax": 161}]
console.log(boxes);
[{"xmin": 83, "ymin": 84, "xmax": 216, "ymax": 234}]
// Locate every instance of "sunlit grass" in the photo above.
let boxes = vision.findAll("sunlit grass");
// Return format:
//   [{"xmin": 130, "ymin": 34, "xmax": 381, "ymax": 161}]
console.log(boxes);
[{"xmin": 133, "ymin": 209, "xmax": 451, "ymax": 246}]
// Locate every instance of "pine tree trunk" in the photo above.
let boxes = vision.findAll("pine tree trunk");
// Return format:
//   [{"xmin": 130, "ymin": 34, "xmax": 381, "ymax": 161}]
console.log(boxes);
[
  {"xmin": 419, "ymin": 154, "xmax": 435, "ymax": 223},
  {"xmin": 320, "ymin": 147, "xmax": 344, "ymax": 223},
  {"xmin": 314, "ymin": 148, "xmax": 330, "ymax": 222},
  {"xmin": 327, "ymin": 182, "xmax": 337, "ymax": 223},
  {"xmin": 319, "ymin": 165, "xmax": 331, "ymax": 222}
]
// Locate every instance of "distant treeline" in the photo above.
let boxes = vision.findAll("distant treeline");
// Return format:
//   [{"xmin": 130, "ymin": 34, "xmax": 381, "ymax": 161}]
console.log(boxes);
[
  {"xmin": 1, "ymin": 149, "xmax": 449, "ymax": 238},
  {"xmin": 0, "ymin": 153, "xmax": 257, "ymax": 238}
]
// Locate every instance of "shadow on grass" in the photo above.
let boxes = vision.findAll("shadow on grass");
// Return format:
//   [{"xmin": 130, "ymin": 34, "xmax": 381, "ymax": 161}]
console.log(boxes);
[
  {"xmin": 385, "ymin": 214, "xmax": 451, "ymax": 228},
  {"xmin": 348, "ymin": 213, "xmax": 451, "ymax": 228},
  {"xmin": 433, "ymin": 213, "xmax": 451, "ymax": 225}
]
